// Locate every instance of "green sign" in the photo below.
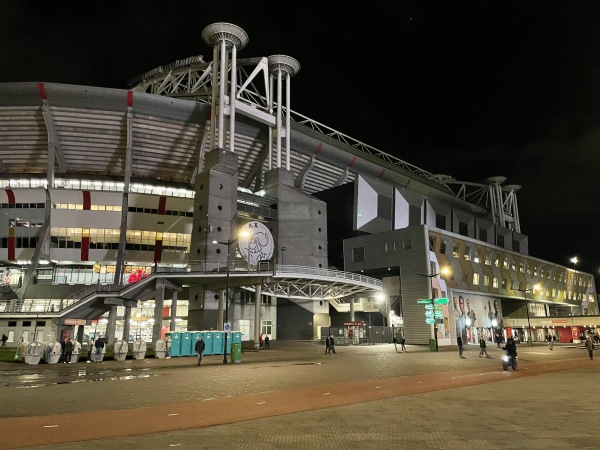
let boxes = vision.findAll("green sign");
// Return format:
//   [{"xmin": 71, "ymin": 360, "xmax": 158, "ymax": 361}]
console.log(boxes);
[
  {"xmin": 425, "ymin": 310, "xmax": 434, "ymax": 317},
  {"xmin": 433, "ymin": 297, "xmax": 449, "ymax": 305},
  {"xmin": 434, "ymin": 312, "xmax": 444, "ymax": 318},
  {"xmin": 425, "ymin": 318, "xmax": 435, "ymax": 324},
  {"xmin": 417, "ymin": 299, "xmax": 432, "ymax": 304},
  {"xmin": 424, "ymin": 304, "xmax": 434, "ymax": 310}
]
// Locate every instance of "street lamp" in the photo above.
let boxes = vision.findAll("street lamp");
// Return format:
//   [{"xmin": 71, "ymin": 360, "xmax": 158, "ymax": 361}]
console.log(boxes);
[
  {"xmin": 280, "ymin": 247, "xmax": 286, "ymax": 265},
  {"xmin": 417, "ymin": 267, "xmax": 450, "ymax": 352},
  {"xmin": 517, "ymin": 288, "xmax": 534, "ymax": 346},
  {"xmin": 213, "ymin": 231, "xmax": 248, "ymax": 364}
]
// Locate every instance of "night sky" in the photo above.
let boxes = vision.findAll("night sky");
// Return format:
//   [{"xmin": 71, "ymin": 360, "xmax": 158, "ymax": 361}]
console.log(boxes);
[{"xmin": 1, "ymin": 2, "xmax": 599, "ymax": 283}]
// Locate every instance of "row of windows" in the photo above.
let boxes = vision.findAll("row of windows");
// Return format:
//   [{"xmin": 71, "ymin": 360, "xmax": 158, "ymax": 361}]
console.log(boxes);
[
  {"xmin": 128, "ymin": 207, "xmax": 193, "ymax": 217},
  {"xmin": 0, "ymin": 178, "xmax": 195, "ymax": 199},
  {"xmin": 54, "ymin": 204, "xmax": 122, "ymax": 211},
  {"xmin": 0, "ymin": 203, "xmax": 45, "ymax": 209}
]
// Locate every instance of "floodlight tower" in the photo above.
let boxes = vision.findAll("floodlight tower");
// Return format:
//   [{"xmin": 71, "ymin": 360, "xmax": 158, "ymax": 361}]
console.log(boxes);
[
  {"xmin": 267, "ymin": 55, "xmax": 300, "ymax": 170},
  {"xmin": 202, "ymin": 22, "xmax": 249, "ymax": 152}
]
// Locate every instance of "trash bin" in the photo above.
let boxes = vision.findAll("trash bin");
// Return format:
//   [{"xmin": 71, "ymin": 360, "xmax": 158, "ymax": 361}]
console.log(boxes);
[
  {"xmin": 154, "ymin": 339, "xmax": 166, "ymax": 359},
  {"xmin": 231, "ymin": 343, "xmax": 242, "ymax": 364},
  {"xmin": 70, "ymin": 341, "xmax": 82, "ymax": 363},
  {"xmin": 113, "ymin": 340, "xmax": 129, "ymax": 361},
  {"xmin": 133, "ymin": 339, "xmax": 146, "ymax": 360},
  {"xmin": 429, "ymin": 339, "xmax": 437, "ymax": 352},
  {"xmin": 25, "ymin": 341, "xmax": 43, "ymax": 365}
]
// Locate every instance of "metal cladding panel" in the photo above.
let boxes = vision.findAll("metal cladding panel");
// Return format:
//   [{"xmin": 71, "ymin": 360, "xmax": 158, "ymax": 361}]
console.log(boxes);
[{"xmin": 0, "ymin": 106, "xmax": 47, "ymax": 173}]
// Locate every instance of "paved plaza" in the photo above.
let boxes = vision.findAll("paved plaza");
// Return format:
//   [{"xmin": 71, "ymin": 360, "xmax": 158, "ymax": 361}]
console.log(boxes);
[{"xmin": 0, "ymin": 341, "xmax": 598, "ymax": 449}]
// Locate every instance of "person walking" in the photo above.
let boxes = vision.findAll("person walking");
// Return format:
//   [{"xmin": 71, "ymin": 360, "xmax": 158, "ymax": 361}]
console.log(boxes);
[
  {"xmin": 547, "ymin": 334, "xmax": 554, "ymax": 350},
  {"xmin": 194, "ymin": 336, "xmax": 206, "ymax": 366},
  {"xmin": 264, "ymin": 334, "xmax": 270, "ymax": 349},
  {"xmin": 479, "ymin": 336, "xmax": 489, "ymax": 357},
  {"xmin": 329, "ymin": 335, "xmax": 337, "ymax": 354},
  {"xmin": 325, "ymin": 335, "xmax": 330, "ymax": 353},
  {"xmin": 585, "ymin": 337, "xmax": 594, "ymax": 360},
  {"xmin": 93, "ymin": 336, "xmax": 105, "ymax": 362},
  {"xmin": 400, "ymin": 336, "xmax": 406, "ymax": 352},
  {"xmin": 1, "ymin": 333, "xmax": 7, "ymax": 348},
  {"xmin": 64, "ymin": 337, "xmax": 74, "ymax": 363},
  {"xmin": 457, "ymin": 335, "xmax": 464, "ymax": 357},
  {"xmin": 165, "ymin": 335, "xmax": 172, "ymax": 358},
  {"xmin": 392, "ymin": 335, "xmax": 398, "ymax": 352},
  {"xmin": 259, "ymin": 334, "xmax": 263, "ymax": 349}
]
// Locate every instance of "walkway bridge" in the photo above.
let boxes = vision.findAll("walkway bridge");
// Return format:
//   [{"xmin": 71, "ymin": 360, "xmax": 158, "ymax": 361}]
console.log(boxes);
[{"xmin": 1, "ymin": 262, "xmax": 382, "ymax": 320}]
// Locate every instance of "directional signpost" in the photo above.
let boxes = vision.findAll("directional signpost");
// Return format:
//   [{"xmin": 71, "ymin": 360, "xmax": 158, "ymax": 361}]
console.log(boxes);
[{"xmin": 418, "ymin": 297, "xmax": 448, "ymax": 350}]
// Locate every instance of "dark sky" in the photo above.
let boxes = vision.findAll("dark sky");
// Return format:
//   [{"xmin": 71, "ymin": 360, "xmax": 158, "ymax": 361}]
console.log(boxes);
[{"xmin": 1, "ymin": 1, "xmax": 599, "ymax": 283}]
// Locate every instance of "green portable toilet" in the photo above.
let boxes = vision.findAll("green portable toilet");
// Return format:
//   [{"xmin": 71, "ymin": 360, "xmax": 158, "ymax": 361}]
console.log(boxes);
[
  {"xmin": 166, "ymin": 332, "xmax": 181, "ymax": 357},
  {"xmin": 180, "ymin": 332, "xmax": 192, "ymax": 356},
  {"xmin": 201, "ymin": 331, "xmax": 213, "ymax": 355}
]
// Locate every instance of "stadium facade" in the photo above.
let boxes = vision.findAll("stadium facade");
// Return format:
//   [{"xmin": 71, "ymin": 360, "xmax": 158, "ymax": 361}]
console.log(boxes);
[{"xmin": 0, "ymin": 23, "xmax": 597, "ymax": 350}]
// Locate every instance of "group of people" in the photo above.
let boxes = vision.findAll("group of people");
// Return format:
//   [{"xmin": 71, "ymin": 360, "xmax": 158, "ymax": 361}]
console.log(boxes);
[
  {"xmin": 324, "ymin": 335, "xmax": 337, "ymax": 354},
  {"xmin": 392, "ymin": 335, "xmax": 407, "ymax": 352},
  {"xmin": 258, "ymin": 334, "xmax": 270, "ymax": 349}
]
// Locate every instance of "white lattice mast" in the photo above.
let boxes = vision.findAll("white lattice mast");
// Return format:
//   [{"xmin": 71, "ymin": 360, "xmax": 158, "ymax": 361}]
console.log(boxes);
[
  {"xmin": 484, "ymin": 176, "xmax": 521, "ymax": 231},
  {"xmin": 267, "ymin": 55, "xmax": 300, "ymax": 170},
  {"xmin": 202, "ymin": 23, "xmax": 249, "ymax": 152}
]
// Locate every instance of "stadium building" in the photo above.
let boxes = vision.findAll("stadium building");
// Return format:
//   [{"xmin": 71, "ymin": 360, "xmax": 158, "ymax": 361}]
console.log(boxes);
[{"xmin": 0, "ymin": 23, "xmax": 597, "ymax": 350}]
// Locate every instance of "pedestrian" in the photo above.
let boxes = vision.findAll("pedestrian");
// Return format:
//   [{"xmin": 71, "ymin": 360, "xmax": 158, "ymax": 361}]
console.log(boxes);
[
  {"xmin": 547, "ymin": 334, "xmax": 553, "ymax": 350},
  {"xmin": 64, "ymin": 337, "xmax": 74, "ymax": 363},
  {"xmin": 259, "ymin": 333, "xmax": 263, "ymax": 349},
  {"xmin": 94, "ymin": 336, "xmax": 105, "ymax": 362},
  {"xmin": 264, "ymin": 334, "xmax": 270, "ymax": 349},
  {"xmin": 479, "ymin": 336, "xmax": 489, "ymax": 357},
  {"xmin": 1, "ymin": 333, "xmax": 7, "ymax": 348},
  {"xmin": 194, "ymin": 336, "xmax": 206, "ymax": 366},
  {"xmin": 457, "ymin": 335, "xmax": 464, "ymax": 357},
  {"xmin": 392, "ymin": 335, "xmax": 398, "ymax": 352},
  {"xmin": 165, "ymin": 335, "xmax": 172, "ymax": 358},
  {"xmin": 325, "ymin": 335, "xmax": 330, "ymax": 353},
  {"xmin": 585, "ymin": 337, "xmax": 594, "ymax": 361},
  {"xmin": 400, "ymin": 336, "xmax": 406, "ymax": 352},
  {"xmin": 59, "ymin": 338, "xmax": 67, "ymax": 363},
  {"xmin": 329, "ymin": 335, "xmax": 337, "ymax": 354}
]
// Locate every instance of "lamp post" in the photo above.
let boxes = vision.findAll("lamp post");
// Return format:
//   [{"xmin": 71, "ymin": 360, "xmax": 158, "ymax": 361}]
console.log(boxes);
[
  {"xmin": 213, "ymin": 236, "xmax": 243, "ymax": 364},
  {"xmin": 280, "ymin": 247, "xmax": 286, "ymax": 265},
  {"xmin": 517, "ymin": 288, "xmax": 533, "ymax": 346},
  {"xmin": 417, "ymin": 267, "xmax": 450, "ymax": 352}
]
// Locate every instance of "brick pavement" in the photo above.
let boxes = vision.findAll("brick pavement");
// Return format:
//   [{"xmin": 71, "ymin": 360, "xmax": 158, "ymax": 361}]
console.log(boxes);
[{"xmin": 0, "ymin": 342, "xmax": 598, "ymax": 449}]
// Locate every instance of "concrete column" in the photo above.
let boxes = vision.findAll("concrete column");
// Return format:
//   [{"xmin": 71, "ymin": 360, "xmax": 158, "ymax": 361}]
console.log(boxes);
[
  {"xmin": 217, "ymin": 288, "xmax": 225, "ymax": 331},
  {"xmin": 106, "ymin": 305, "xmax": 118, "ymax": 346},
  {"xmin": 170, "ymin": 289, "xmax": 178, "ymax": 332},
  {"xmin": 122, "ymin": 306, "xmax": 132, "ymax": 342},
  {"xmin": 254, "ymin": 284, "xmax": 262, "ymax": 349},
  {"xmin": 153, "ymin": 279, "xmax": 165, "ymax": 343},
  {"xmin": 350, "ymin": 295, "xmax": 355, "ymax": 321}
]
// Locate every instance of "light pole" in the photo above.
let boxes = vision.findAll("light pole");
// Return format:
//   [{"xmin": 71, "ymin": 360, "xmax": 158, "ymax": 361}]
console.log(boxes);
[
  {"xmin": 517, "ymin": 288, "xmax": 533, "ymax": 346},
  {"xmin": 280, "ymin": 247, "xmax": 286, "ymax": 265},
  {"xmin": 213, "ymin": 234, "xmax": 246, "ymax": 364}
]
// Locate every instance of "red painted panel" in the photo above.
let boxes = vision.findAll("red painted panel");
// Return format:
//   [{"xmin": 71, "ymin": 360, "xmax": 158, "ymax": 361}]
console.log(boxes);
[
  {"xmin": 81, "ymin": 237, "xmax": 90, "ymax": 261},
  {"xmin": 82, "ymin": 191, "xmax": 91, "ymax": 210}
]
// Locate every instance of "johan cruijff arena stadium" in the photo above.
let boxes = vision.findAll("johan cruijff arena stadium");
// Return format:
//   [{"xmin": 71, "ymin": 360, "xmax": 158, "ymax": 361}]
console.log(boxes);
[{"xmin": 0, "ymin": 22, "xmax": 598, "ymax": 351}]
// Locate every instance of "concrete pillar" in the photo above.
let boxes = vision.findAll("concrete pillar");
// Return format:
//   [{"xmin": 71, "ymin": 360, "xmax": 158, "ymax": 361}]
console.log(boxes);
[
  {"xmin": 169, "ymin": 289, "xmax": 178, "ymax": 332},
  {"xmin": 254, "ymin": 283, "xmax": 262, "ymax": 349},
  {"xmin": 153, "ymin": 279, "xmax": 165, "ymax": 343},
  {"xmin": 106, "ymin": 305, "xmax": 118, "ymax": 345},
  {"xmin": 122, "ymin": 306, "xmax": 132, "ymax": 342}
]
